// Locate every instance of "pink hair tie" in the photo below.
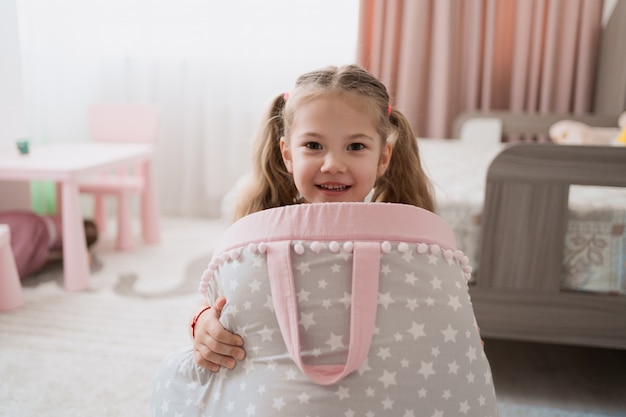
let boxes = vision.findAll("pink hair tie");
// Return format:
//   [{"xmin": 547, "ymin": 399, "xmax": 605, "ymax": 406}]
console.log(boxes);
[
  {"xmin": 387, "ymin": 105, "xmax": 392, "ymax": 116},
  {"xmin": 284, "ymin": 91, "xmax": 290, "ymax": 101}
]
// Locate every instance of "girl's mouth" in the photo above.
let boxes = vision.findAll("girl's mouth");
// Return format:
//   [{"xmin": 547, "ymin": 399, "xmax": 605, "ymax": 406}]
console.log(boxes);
[{"xmin": 317, "ymin": 184, "xmax": 350, "ymax": 192}]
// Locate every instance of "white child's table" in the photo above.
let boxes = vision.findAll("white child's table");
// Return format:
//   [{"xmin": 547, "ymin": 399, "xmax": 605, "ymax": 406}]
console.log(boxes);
[{"xmin": 0, "ymin": 142, "xmax": 158, "ymax": 291}]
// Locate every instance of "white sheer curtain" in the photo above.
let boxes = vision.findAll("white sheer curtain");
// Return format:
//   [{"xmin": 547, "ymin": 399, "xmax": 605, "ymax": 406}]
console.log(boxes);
[{"xmin": 16, "ymin": 0, "xmax": 359, "ymax": 217}]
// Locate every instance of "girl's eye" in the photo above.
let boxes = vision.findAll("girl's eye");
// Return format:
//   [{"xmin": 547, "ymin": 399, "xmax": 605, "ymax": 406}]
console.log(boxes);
[
  {"xmin": 347, "ymin": 143, "xmax": 365, "ymax": 151},
  {"xmin": 305, "ymin": 142, "xmax": 322, "ymax": 150}
]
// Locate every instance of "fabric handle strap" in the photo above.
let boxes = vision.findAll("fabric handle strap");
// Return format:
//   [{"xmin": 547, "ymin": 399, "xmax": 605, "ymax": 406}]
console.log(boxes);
[{"xmin": 266, "ymin": 241, "xmax": 381, "ymax": 385}]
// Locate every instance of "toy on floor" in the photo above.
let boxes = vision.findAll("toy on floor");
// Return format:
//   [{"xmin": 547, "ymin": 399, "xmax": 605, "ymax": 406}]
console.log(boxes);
[{"xmin": 549, "ymin": 111, "xmax": 626, "ymax": 145}]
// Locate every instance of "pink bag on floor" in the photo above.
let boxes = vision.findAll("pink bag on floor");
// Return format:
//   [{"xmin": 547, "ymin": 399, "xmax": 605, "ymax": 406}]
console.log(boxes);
[
  {"xmin": 0, "ymin": 211, "xmax": 52, "ymax": 278},
  {"xmin": 154, "ymin": 203, "xmax": 499, "ymax": 417}
]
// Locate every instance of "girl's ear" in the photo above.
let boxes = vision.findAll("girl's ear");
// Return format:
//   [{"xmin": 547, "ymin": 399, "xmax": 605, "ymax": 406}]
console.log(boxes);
[
  {"xmin": 377, "ymin": 142, "xmax": 392, "ymax": 177},
  {"xmin": 280, "ymin": 137, "xmax": 293, "ymax": 173}
]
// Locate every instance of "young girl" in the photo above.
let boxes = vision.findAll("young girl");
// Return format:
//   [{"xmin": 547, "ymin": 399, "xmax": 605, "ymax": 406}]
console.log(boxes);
[
  {"xmin": 190, "ymin": 64, "xmax": 434, "ymax": 372},
  {"xmin": 151, "ymin": 65, "xmax": 500, "ymax": 417}
]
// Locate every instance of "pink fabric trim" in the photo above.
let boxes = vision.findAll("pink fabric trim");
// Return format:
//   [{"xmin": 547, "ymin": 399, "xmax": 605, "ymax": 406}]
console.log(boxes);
[
  {"xmin": 214, "ymin": 202, "xmax": 456, "ymax": 255},
  {"xmin": 213, "ymin": 203, "xmax": 456, "ymax": 385},
  {"xmin": 267, "ymin": 240, "xmax": 381, "ymax": 385}
]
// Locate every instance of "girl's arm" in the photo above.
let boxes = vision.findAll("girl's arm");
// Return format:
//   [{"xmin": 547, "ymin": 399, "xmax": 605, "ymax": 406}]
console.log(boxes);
[{"xmin": 190, "ymin": 297, "xmax": 246, "ymax": 371}]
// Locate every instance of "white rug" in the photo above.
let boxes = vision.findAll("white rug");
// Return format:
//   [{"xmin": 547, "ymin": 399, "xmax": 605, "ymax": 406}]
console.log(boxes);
[
  {"xmin": 0, "ymin": 216, "xmax": 620, "ymax": 417},
  {"xmin": 0, "ymin": 217, "xmax": 228, "ymax": 417}
]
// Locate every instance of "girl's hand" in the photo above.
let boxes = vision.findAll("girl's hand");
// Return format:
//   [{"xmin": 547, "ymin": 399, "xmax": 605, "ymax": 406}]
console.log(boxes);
[{"xmin": 192, "ymin": 297, "xmax": 246, "ymax": 371}]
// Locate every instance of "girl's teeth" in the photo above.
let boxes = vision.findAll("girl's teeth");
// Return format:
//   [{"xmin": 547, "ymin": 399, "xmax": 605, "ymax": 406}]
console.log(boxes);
[{"xmin": 321, "ymin": 185, "xmax": 347, "ymax": 191}]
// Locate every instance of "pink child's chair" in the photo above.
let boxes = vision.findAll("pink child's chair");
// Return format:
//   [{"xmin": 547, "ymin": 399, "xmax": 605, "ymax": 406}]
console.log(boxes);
[
  {"xmin": 79, "ymin": 103, "xmax": 161, "ymax": 250},
  {"xmin": 0, "ymin": 224, "xmax": 23, "ymax": 311}
]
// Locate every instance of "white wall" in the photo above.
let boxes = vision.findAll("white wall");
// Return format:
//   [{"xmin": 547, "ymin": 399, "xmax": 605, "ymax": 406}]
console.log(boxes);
[{"xmin": 0, "ymin": 0, "xmax": 31, "ymax": 209}]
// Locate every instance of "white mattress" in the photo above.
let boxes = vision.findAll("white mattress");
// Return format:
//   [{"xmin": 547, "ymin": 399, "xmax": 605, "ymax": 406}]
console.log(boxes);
[{"xmin": 418, "ymin": 137, "xmax": 626, "ymax": 295}]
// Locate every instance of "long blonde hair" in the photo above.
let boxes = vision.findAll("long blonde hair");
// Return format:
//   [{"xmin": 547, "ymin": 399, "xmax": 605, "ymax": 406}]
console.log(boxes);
[{"xmin": 234, "ymin": 64, "xmax": 434, "ymax": 220}]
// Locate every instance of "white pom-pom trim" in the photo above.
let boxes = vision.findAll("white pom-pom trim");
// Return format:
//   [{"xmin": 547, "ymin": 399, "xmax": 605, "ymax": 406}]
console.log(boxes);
[{"xmin": 199, "ymin": 240, "xmax": 474, "ymax": 294}]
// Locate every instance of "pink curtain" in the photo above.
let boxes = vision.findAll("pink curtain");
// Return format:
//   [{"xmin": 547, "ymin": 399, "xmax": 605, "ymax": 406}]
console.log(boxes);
[{"xmin": 357, "ymin": 0, "xmax": 604, "ymax": 139}]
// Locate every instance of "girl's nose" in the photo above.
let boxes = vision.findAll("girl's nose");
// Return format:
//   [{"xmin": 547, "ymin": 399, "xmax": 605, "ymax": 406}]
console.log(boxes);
[{"xmin": 321, "ymin": 153, "xmax": 346, "ymax": 174}]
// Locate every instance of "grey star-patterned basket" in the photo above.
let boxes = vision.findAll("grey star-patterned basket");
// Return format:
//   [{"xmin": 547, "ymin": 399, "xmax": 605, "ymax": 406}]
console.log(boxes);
[{"xmin": 156, "ymin": 203, "xmax": 499, "ymax": 417}]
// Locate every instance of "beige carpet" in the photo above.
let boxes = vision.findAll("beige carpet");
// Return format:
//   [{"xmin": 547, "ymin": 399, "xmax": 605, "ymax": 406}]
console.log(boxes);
[{"xmin": 1, "ymin": 216, "xmax": 624, "ymax": 417}]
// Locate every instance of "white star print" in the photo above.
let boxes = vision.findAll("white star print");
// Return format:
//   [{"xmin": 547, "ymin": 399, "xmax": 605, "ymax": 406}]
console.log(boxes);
[
  {"xmin": 447, "ymin": 295, "xmax": 462, "ymax": 312},
  {"xmin": 382, "ymin": 396, "xmax": 394, "ymax": 409},
  {"xmin": 448, "ymin": 360, "xmax": 460, "ymax": 374},
  {"xmin": 326, "ymin": 333, "xmax": 344, "ymax": 351},
  {"xmin": 377, "ymin": 347, "xmax": 392, "ymax": 360},
  {"xmin": 381, "ymin": 264, "xmax": 391, "ymax": 275},
  {"xmin": 249, "ymin": 279, "xmax": 261, "ymax": 292},
  {"xmin": 338, "ymin": 250, "xmax": 351, "ymax": 261},
  {"xmin": 427, "ymin": 254, "xmax": 439, "ymax": 265},
  {"xmin": 298, "ymin": 392, "xmax": 311, "ymax": 404},
  {"xmin": 339, "ymin": 292, "xmax": 351, "ymax": 309},
  {"xmin": 408, "ymin": 322, "xmax": 426, "ymax": 339},
  {"xmin": 405, "ymin": 272, "xmax": 418, "ymax": 285},
  {"xmin": 442, "ymin": 324, "xmax": 458, "ymax": 342},
  {"xmin": 264, "ymin": 295, "xmax": 274, "ymax": 312},
  {"xmin": 430, "ymin": 276, "xmax": 442, "ymax": 289},
  {"xmin": 378, "ymin": 292, "xmax": 394, "ymax": 309},
  {"xmin": 406, "ymin": 299, "xmax": 419, "ymax": 311},
  {"xmin": 485, "ymin": 370, "xmax": 493, "ymax": 384},
  {"xmin": 335, "ymin": 385, "xmax": 350, "ymax": 400},
  {"xmin": 243, "ymin": 359, "xmax": 255, "ymax": 373},
  {"xmin": 285, "ymin": 369, "xmax": 297, "ymax": 380},
  {"xmin": 272, "ymin": 397, "xmax": 286, "ymax": 410},
  {"xmin": 401, "ymin": 251, "xmax": 414, "ymax": 262},
  {"xmin": 227, "ymin": 303, "xmax": 239, "ymax": 315},
  {"xmin": 297, "ymin": 288, "xmax": 310, "ymax": 302},
  {"xmin": 296, "ymin": 262, "xmax": 310, "ymax": 274},
  {"xmin": 418, "ymin": 361, "xmax": 435, "ymax": 379},
  {"xmin": 378, "ymin": 370, "xmax": 397, "ymax": 388},
  {"xmin": 160, "ymin": 399, "xmax": 169, "ymax": 414},
  {"xmin": 252, "ymin": 256, "xmax": 263, "ymax": 267},
  {"xmin": 161, "ymin": 239, "xmax": 502, "ymax": 417},
  {"xmin": 259, "ymin": 326, "xmax": 275, "ymax": 342},
  {"xmin": 299, "ymin": 312, "xmax": 316, "ymax": 330},
  {"xmin": 466, "ymin": 346, "xmax": 477, "ymax": 362},
  {"xmin": 358, "ymin": 359, "xmax": 372, "ymax": 375}
]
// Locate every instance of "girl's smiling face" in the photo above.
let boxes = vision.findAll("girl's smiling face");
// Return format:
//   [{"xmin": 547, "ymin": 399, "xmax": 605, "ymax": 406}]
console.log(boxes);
[{"xmin": 280, "ymin": 94, "xmax": 392, "ymax": 203}]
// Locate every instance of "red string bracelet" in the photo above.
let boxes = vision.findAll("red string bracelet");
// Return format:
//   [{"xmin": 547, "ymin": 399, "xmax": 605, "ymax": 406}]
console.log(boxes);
[{"xmin": 190, "ymin": 306, "xmax": 211, "ymax": 339}]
